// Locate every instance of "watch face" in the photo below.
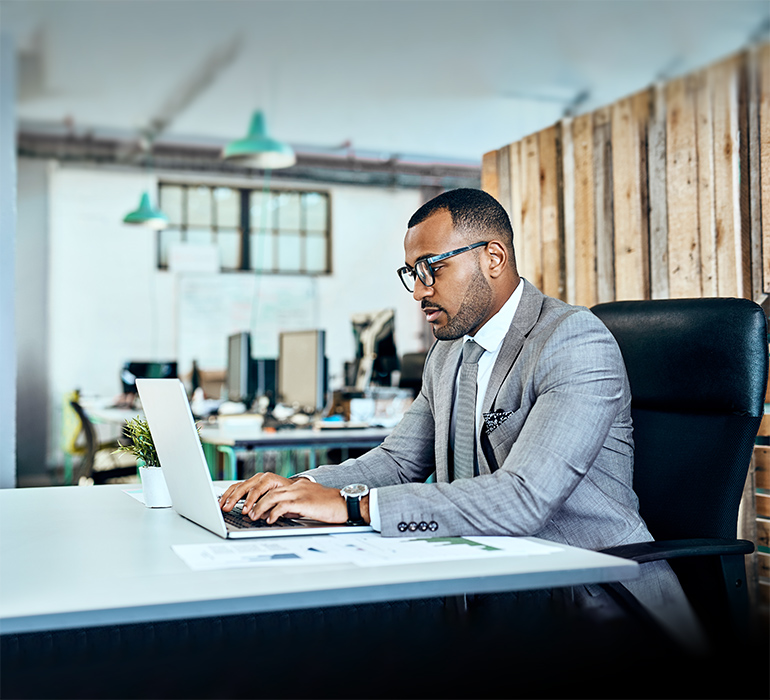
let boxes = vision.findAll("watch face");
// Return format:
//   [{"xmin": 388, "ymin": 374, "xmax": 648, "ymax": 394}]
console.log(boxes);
[{"xmin": 342, "ymin": 483, "xmax": 368, "ymax": 497}]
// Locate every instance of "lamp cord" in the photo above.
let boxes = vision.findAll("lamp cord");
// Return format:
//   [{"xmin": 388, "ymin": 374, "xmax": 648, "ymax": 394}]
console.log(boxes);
[{"xmin": 250, "ymin": 168, "xmax": 272, "ymax": 340}]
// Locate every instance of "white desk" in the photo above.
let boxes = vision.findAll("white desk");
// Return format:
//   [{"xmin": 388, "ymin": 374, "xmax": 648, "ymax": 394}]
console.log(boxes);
[{"xmin": 0, "ymin": 485, "xmax": 638, "ymax": 636}]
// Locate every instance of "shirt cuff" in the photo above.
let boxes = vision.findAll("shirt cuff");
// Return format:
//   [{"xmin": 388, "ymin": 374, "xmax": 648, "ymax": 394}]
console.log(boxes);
[{"xmin": 368, "ymin": 488, "xmax": 381, "ymax": 531}]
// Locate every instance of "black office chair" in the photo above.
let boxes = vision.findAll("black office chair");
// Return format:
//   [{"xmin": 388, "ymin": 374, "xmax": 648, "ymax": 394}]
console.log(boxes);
[
  {"xmin": 591, "ymin": 297, "xmax": 767, "ymax": 651},
  {"xmin": 69, "ymin": 401, "xmax": 138, "ymax": 485}
]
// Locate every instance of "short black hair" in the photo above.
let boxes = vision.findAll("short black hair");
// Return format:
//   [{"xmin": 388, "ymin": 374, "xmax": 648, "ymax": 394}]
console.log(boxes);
[{"xmin": 408, "ymin": 188, "xmax": 514, "ymax": 258}]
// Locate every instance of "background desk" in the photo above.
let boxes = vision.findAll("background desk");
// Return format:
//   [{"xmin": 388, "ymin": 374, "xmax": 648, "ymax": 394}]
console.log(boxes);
[
  {"xmin": 82, "ymin": 399, "xmax": 392, "ymax": 480},
  {"xmin": 198, "ymin": 425, "xmax": 392, "ymax": 479},
  {"xmin": 82, "ymin": 402, "xmax": 140, "ymax": 427}
]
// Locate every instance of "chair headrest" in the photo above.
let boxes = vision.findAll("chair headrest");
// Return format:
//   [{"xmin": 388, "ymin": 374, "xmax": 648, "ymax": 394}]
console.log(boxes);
[{"xmin": 592, "ymin": 298, "xmax": 768, "ymax": 416}]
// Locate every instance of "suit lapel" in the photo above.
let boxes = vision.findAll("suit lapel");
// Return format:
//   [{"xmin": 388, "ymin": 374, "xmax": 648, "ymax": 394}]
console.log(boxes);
[{"xmin": 476, "ymin": 279, "xmax": 545, "ymax": 474}]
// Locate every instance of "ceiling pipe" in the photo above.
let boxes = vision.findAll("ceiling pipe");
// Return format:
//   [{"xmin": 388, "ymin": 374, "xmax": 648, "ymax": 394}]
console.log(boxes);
[{"xmin": 17, "ymin": 126, "xmax": 481, "ymax": 190}]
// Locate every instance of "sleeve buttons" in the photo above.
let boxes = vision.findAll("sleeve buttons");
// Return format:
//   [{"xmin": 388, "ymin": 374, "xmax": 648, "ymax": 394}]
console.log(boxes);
[{"xmin": 398, "ymin": 520, "xmax": 438, "ymax": 533}]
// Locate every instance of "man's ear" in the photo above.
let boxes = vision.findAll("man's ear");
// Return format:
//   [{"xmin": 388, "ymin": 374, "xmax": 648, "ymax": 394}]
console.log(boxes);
[{"xmin": 485, "ymin": 241, "xmax": 507, "ymax": 278}]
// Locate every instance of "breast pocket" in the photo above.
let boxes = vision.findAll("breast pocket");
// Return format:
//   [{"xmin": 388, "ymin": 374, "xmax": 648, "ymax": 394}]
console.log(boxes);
[{"xmin": 482, "ymin": 409, "xmax": 527, "ymax": 471}]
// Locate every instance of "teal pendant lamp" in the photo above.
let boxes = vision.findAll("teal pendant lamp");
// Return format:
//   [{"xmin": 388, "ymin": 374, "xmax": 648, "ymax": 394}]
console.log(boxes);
[
  {"xmin": 123, "ymin": 191, "xmax": 169, "ymax": 230},
  {"xmin": 222, "ymin": 111, "xmax": 296, "ymax": 169}
]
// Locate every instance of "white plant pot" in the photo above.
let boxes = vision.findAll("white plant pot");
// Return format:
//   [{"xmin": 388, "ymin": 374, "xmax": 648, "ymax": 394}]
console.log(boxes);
[{"xmin": 139, "ymin": 465, "xmax": 172, "ymax": 508}]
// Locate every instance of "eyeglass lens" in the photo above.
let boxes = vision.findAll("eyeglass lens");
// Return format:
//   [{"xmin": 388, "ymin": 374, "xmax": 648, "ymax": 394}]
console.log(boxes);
[
  {"xmin": 399, "ymin": 268, "xmax": 416, "ymax": 292},
  {"xmin": 399, "ymin": 260, "xmax": 434, "ymax": 292},
  {"xmin": 415, "ymin": 260, "xmax": 433, "ymax": 287}
]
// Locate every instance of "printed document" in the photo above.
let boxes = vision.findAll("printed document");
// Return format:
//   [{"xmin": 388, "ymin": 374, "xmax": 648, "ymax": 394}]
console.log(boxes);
[{"xmin": 172, "ymin": 533, "xmax": 560, "ymax": 571}]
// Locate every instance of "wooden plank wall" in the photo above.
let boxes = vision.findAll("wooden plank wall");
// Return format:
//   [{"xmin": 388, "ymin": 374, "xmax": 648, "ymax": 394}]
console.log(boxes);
[
  {"xmin": 482, "ymin": 46, "xmax": 770, "ymax": 306},
  {"xmin": 483, "ymin": 44, "xmax": 770, "ymax": 623}
]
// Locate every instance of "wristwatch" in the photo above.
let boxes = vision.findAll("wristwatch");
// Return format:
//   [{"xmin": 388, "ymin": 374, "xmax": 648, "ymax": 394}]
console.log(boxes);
[{"xmin": 340, "ymin": 483, "xmax": 369, "ymax": 525}]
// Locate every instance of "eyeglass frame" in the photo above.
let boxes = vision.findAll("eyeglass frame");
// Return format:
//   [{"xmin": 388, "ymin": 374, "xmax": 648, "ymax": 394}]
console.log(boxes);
[{"xmin": 396, "ymin": 241, "xmax": 489, "ymax": 292}]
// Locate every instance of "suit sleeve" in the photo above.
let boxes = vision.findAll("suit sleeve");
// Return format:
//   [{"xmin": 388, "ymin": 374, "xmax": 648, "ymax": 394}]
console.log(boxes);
[{"xmin": 373, "ymin": 310, "xmax": 630, "ymax": 537}]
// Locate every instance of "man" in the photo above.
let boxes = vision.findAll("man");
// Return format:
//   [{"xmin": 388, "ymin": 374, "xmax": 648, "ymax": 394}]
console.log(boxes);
[{"xmin": 219, "ymin": 188, "xmax": 699, "ymax": 643}]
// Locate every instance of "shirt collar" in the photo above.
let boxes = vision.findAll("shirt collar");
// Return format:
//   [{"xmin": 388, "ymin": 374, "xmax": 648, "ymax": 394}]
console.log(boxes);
[{"xmin": 464, "ymin": 279, "xmax": 523, "ymax": 353}]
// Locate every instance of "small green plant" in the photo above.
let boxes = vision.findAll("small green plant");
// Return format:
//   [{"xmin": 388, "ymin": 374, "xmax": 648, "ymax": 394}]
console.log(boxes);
[{"xmin": 114, "ymin": 417, "xmax": 159, "ymax": 467}]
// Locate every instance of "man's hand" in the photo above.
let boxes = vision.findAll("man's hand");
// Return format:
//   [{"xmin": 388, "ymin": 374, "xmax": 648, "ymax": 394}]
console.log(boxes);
[{"xmin": 219, "ymin": 473, "xmax": 367, "ymax": 525}]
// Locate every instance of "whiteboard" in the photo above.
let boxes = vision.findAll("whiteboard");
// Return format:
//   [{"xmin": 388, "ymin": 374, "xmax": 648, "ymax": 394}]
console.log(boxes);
[{"xmin": 177, "ymin": 274, "xmax": 318, "ymax": 372}]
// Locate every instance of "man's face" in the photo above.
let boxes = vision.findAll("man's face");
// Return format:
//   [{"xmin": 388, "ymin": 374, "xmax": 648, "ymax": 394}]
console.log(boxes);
[{"xmin": 404, "ymin": 210, "xmax": 493, "ymax": 340}]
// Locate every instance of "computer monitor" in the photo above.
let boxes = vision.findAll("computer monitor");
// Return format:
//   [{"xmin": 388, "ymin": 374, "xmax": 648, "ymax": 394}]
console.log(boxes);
[
  {"xmin": 398, "ymin": 352, "xmax": 427, "ymax": 395},
  {"xmin": 226, "ymin": 332, "xmax": 252, "ymax": 404},
  {"xmin": 351, "ymin": 309, "xmax": 399, "ymax": 389},
  {"xmin": 226, "ymin": 332, "xmax": 278, "ymax": 408},
  {"xmin": 121, "ymin": 361, "xmax": 177, "ymax": 394},
  {"xmin": 278, "ymin": 330, "xmax": 327, "ymax": 413},
  {"xmin": 252, "ymin": 358, "xmax": 278, "ymax": 409}
]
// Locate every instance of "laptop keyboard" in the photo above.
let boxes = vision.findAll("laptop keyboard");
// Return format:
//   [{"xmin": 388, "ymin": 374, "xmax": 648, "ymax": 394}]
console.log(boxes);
[{"xmin": 222, "ymin": 502, "xmax": 304, "ymax": 530}]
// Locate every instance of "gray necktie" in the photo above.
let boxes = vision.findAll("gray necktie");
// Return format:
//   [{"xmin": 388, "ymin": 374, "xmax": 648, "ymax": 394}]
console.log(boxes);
[{"xmin": 453, "ymin": 339, "xmax": 485, "ymax": 480}]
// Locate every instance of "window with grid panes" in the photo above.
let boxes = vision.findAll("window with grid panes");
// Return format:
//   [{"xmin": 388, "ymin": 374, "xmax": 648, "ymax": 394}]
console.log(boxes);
[{"xmin": 157, "ymin": 183, "xmax": 331, "ymax": 274}]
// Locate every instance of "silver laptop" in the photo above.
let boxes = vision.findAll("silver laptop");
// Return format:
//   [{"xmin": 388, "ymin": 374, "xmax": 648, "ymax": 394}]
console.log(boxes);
[{"xmin": 136, "ymin": 378, "xmax": 373, "ymax": 539}]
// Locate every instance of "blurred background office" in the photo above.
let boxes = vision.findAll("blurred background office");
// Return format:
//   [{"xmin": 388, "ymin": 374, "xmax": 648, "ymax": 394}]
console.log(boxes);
[{"xmin": 1, "ymin": 0, "xmax": 768, "ymax": 489}]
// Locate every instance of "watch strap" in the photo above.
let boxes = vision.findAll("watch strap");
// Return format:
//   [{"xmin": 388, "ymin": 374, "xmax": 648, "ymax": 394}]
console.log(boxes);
[{"xmin": 345, "ymin": 495, "xmax": 363, "ymax": 525}]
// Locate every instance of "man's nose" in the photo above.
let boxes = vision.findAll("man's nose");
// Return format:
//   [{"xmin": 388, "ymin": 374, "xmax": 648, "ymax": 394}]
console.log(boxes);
[{"xmin": 412, "ymin": 277, "xmax": 432, "ymax": 303}]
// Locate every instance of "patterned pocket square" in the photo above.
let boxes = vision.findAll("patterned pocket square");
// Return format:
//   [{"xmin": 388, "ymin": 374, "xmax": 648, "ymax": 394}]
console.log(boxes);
[{"xmin": 483, "ymin": 409, "xmax": 514, "ymax": 434}]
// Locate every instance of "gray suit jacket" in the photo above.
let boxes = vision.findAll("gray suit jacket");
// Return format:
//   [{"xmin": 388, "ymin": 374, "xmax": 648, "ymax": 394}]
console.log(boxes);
[
  {"xmin": 309, "ymin": 280, "xmax": 701, "ymax": 639},
  {"xmin": 312, "ymin": 279, "xmax": 644, "ymax": 545}
]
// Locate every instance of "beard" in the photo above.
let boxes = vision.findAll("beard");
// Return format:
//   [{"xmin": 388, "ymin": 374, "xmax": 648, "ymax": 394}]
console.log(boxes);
[{"xmin": 431, "ymin": 266, "xmax": 493, "ymax": 340}]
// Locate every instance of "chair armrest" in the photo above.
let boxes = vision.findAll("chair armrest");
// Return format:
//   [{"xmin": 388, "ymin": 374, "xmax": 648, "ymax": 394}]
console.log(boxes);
[{"xmin": 599, "ymin": 538, "xmax": 754, "ymax": 563}]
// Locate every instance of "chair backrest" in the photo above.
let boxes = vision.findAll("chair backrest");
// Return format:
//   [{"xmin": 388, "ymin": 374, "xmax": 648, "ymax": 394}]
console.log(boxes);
[
  {"xmin": 591, "ymin": 298, "xmax": 767, "ymax": 543},
  {"xmin": 69, "ymin": 400, "xmax": 97, "ymax": 481},
  {"xmin": 61, "ymin": 391, "xmax": 84, "ymax": 455}
]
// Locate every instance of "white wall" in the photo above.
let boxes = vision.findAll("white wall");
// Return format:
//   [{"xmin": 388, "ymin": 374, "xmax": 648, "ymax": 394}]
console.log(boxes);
[
  {"xmin": 48, "ymin": 166, "xmax": 177, "ymax": 402},
  {"xmin": 317, "ymin": 185, "xmax": 427, "ymax": 385},
  {"xmin": 27, "ymin": 163, "xmax": 424, "ymax": 468}
]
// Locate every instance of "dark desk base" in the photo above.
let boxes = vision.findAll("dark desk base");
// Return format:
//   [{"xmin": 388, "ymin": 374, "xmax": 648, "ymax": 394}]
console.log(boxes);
[{"xmin": 2, "ymin": 592, "xmax": 767, "ymax": 699}]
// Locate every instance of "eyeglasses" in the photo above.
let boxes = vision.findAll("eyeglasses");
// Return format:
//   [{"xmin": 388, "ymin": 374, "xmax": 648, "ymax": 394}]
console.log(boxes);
[{"xmin": 396, "ymin": 241, "xmax": 488, "ymax": 293}]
